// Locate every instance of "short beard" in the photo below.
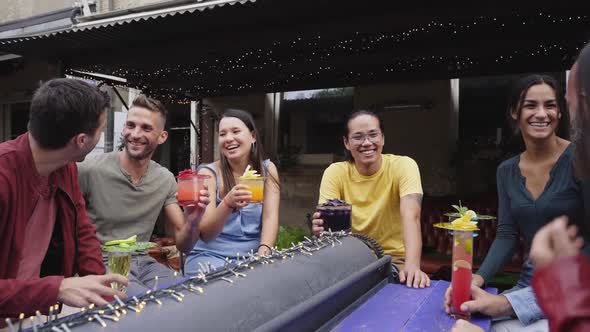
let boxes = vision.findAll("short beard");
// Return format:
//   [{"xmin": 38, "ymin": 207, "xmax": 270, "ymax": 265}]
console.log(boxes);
[{"xmin": 123, "ymin": 140, "xmax": 154, "ymax": 161}]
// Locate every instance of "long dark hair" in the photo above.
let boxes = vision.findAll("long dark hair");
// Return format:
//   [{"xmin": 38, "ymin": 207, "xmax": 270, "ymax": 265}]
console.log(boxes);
[
  {"xmin": 218, "ymin": 109, "xmax": 279, "ymax": 196},
  {"xmin": 573, "ymin": 42, "xmax": 590, "ymax": 180},
  {"xmin": 507, "ymin": 74, "xmax": 570, "ymax": 142},
  {"xmin": 343, "ymin": 110, "xmax": 384, "ymax": 162}
]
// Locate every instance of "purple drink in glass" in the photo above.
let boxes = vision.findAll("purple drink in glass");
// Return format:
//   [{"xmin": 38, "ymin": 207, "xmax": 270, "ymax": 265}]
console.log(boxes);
[{"xmin": 317, "ymin": 199, "xmax": 352, "ymax": 232}]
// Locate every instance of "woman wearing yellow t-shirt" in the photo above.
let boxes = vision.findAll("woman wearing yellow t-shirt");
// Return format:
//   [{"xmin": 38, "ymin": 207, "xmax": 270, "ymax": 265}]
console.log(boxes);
[{"xmin": 312, "ymin": 110, "xmax": 430, "ymax": 288}]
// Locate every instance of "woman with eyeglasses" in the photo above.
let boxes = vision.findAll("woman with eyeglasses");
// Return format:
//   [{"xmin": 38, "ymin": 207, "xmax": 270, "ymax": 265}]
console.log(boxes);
[{"xmin": 311, "ymin": 110, "xmax": 431, "ymax": 289}]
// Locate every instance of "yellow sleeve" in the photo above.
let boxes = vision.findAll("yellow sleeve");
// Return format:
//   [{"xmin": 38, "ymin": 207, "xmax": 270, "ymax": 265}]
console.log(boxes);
[
  {"xmin": 398, "ymin": 157, "xmax": 423, "ymax": 197},
  {"xmin": 319, "ymin": 163, "xmax": 343, "ymax": 204}
]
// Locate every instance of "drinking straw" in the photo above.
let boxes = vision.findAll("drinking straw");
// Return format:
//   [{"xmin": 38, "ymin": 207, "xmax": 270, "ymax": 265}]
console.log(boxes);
[{"xmin": 242, "ymin": 165, "xmax": 251, "ymax": 177}]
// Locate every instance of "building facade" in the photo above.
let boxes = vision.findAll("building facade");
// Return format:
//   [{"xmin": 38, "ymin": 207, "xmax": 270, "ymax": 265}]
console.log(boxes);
[
  {"xmin": 0, "ymin": 0, "xmax": 181, "ymax": 24},
  {"xmin": 0, "ymin": 2, "xmax": 581, "ymax": 229}
]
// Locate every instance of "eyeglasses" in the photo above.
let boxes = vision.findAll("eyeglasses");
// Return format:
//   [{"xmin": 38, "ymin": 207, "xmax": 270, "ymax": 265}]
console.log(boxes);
[{"xmin": 349, "ymin": 131, "xmax": 382, "ymax": 145}]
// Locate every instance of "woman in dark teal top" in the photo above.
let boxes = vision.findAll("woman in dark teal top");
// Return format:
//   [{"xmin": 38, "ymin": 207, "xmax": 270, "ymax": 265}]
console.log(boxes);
[
  {"xmin": 470, "ymin": 74, "xmax": 585, "ymax": 326},
  {"xmin": 477, "ymin": 144, "xmax": 584, "ymax": 282}
]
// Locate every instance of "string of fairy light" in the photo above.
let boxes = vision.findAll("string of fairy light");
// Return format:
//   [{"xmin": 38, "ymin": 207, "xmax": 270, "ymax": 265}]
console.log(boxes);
[
  {"xmin": 65, "ymin": 11, "xmax": 590, "ymax": 102},
  {"xmin": 4, "ymin": 232, "xmax": 349, "ymax": 332}
]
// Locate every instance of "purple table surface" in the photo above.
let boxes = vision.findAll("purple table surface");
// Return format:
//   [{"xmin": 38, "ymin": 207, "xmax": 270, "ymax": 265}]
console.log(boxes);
[{"xmin": 331, "ymin": 280, "xmax": 497, "ymax": 332}]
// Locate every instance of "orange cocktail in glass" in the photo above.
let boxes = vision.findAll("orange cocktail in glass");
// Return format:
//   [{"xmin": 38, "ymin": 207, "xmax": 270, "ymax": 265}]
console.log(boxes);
[{"xmin": 238, "ymin": 177, "xmax": 265, "ymax": 203}]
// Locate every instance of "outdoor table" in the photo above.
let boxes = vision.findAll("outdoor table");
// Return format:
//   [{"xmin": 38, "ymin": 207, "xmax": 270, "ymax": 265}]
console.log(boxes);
[{"xmin": 331, "ymin": 280, "xmax": 496, "ymax": 332}]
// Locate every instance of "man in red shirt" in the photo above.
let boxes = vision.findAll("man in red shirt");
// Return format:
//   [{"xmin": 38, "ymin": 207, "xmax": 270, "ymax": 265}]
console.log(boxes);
[{"xmin": 0, "ymin": 78, "xmax": 127, "ymax": 320}]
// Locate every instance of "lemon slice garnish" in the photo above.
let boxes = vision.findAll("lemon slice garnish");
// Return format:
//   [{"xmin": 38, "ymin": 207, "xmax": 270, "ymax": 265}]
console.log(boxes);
[
  {"xmin": 453, "ymin": 259, "xmax": 472, "ymax": 271},
  {"xmin": 240, "ymin": 168, "xmax": 262, "ymax": 179},
  {"xmin": 451, "ymin": 212, "xmax": 478, "ymax": 229},
  {"xmin": 434, "ymin": 208, "xmax": 480, "ymax": 231},
  {"xmin": 465, "ymin": 210, "xmax": 477, "ymax": 219},
  {"xmin": 105, "ymin": 235, "xmax": 137, "ymax": 246}
]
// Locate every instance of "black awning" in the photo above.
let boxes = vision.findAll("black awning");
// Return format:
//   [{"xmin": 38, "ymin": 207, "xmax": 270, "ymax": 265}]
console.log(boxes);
[{"xmin": 2, "ymin": 2, "xmax": 590, "ymax": 100}]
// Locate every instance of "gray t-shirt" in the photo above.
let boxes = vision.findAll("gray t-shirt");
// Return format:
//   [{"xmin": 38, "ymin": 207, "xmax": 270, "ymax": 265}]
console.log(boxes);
[{"xmin": 77, "ymin": 151, "xmax": 177, "ymax": 243}]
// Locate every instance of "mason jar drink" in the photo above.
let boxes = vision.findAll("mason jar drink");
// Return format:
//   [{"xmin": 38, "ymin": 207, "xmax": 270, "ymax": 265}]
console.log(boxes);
[
  {"xmin": 316, "ymin": 199, "xmax": 352, "ymax": 232},
  {"xmin": 177, "ymin": 169, "xmax": 209, "ymax": 206},
  {"xmin": 238, "ymin": 176, "xmax": 265, "ymax": 203}
]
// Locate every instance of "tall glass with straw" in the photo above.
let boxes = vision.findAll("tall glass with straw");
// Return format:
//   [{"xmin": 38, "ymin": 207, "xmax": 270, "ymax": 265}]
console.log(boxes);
[
  {"xmin": 451, "ymin": 229, "xmax": 474, "ymax": 319},
  {"xmin": 435, "ymin": 211, "xmax": 478, "ymax": 320}
]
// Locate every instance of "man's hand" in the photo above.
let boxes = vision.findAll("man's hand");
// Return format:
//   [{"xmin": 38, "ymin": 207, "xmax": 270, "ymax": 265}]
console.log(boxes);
[
  {"xmin": 311, "ymin": 212, "xmax": 324, "ymax": 236},
  {"xmin": 530, "ymin": 216, "xmax": 584, "ymax": 269},
  {"xmin": 184, "ymin": 185, "xmax": 210, "ymax": 228},
  {"xmin": 399, "ymin": 264, "xmax": 430, "ymax": 288},
  {"xmin": 471, "ymin": 274, "xmax": 484, "ymax": 288},
  {"xmin": 398, "ymin": 193, "xmax": 425, "ymax": 288},
  {"xmin": 444, "ymin": 284, "xmax": 514, "ymax": 318},
  {"xmin": 58, "ymin": 274, "xmax": 128, "ymax": 308},
  {"xmin": 451, "ymin": 319, "xmax": 484, "ymax": 332}
]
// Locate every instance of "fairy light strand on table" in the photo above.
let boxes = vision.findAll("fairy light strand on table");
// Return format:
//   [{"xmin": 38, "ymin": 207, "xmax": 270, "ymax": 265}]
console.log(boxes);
[{"xmin": 13, "ymin": 231, "xmax": 349, "ymax": 332}]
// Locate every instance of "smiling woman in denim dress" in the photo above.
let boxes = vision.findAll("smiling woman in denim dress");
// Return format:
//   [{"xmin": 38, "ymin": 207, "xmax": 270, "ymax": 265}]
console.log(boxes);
[{"xmin": 184, "ymin": 109, "xmax": 280, "ymax": 275}]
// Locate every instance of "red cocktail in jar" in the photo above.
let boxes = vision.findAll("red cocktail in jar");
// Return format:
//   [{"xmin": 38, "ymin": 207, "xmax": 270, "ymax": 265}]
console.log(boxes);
[{"xmin": 177, "ymin": 169, "xmax": 209, "ymax": 206}]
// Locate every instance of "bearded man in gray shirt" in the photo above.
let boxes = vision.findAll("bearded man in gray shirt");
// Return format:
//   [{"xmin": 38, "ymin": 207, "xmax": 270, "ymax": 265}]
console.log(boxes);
[{"xmin": 78, "ymin": 95, "xmax": 208, "ymax": 295}]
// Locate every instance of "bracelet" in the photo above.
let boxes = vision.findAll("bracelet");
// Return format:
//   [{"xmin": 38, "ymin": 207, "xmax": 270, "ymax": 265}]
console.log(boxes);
[{"xmin": 258, "ymin": 244, "xmax": 272, "ymax": 252}]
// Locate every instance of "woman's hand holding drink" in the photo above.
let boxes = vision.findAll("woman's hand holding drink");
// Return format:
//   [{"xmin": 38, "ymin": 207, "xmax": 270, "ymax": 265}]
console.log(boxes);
[
  {"xmin": 435, "ymin": 212, "xmax": 479, "ymax": 320},
  {"xmin": 222, "ymin": 184, "xmax": 252, "ymax": 209},
  {"xmin": 237, "ymin": 166, "xmax": 265, "ymax": 204}
]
